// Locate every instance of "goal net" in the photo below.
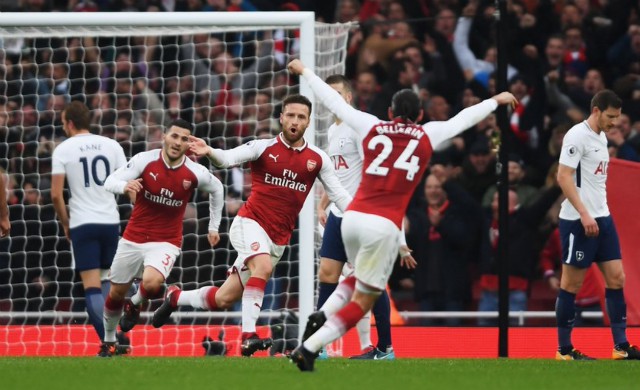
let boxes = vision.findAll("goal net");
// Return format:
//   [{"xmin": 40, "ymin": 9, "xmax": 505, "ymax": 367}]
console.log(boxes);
[{"xmin": 0, "ymin": 12, "xmax": 352, "ymax": 356}]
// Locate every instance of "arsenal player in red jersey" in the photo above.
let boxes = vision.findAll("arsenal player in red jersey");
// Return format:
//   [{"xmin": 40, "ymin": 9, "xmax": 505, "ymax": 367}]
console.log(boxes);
[
  {"xmin": 152, "ymin": 95, "xmax": 352, "ymax": 357},
  {"xmin": 98, "ymin": 119, "xmax": 224, "ymax": 357},
  {"xmin": 287, "ymin": 59, "xmax": 518, "ymax": 371}
]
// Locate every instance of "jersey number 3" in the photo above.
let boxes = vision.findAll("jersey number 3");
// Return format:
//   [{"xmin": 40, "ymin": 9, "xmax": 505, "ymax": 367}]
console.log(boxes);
[{"xmin": 365, "ymin": 135, "xmax": 420, "ymax": 181}]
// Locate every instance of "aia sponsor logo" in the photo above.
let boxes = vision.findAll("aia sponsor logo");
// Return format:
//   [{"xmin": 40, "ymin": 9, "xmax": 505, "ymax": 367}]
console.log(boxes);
[
  {"xmin": 594, "ymin": 161, "xmax": 608, "ymax": 175},
  {"xmin": 307, "ymin": 159, "xmax": 317, "ymax": 172},
  {"xmin": 251, "ymin": 241, "xmax": 260, "ymax": 251},
  {"xmin": 183, "ymin": 179, "xmax": 192, "ymax": 190}
]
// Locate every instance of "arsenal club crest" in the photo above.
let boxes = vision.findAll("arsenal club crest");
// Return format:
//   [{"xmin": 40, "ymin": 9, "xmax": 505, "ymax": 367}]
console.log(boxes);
[
  {"xmin": 183, "ymin": 179, "xmax": 192, "ymax": 190},
  {"xmin": 251, "ymin": 242, "xmax": 260, "ymax": 251},
  {"xmin": 307, "ymin": 159, "xmax": 317, "ymax": 172}
]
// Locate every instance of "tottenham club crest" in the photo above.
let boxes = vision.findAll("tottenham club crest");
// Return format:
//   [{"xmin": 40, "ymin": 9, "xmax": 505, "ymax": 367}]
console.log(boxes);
[
  {"xmin": 307, "ymin": 159, "xmax": 317, "ymax": 172},
  {"xmin": 576, "ymin": 251, "xmax": 585, "ymax": 262},
  {"xmin": 339, "ymin": 138, "xmax": 346, "ymax": 149},
  {"xmin": 183, "ymin": 179, "xmax": 192, "ymax": 190}
]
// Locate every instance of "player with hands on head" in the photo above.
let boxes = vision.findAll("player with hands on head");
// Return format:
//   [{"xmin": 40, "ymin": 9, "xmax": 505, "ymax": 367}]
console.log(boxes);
[
  {"xmin": 98, "ymin": 119, "xmax": 224, "ymax": 357},
  {"xmin": 152, "ymin": 94, "xmax": 352, "ymax": 357},
  {"xmin": 286, "ymin": 58, "xmax": 518, "ymax": 371},
  {"xmin": 554, "ymin": 89, "xmax": 640, "ymax": 361}
]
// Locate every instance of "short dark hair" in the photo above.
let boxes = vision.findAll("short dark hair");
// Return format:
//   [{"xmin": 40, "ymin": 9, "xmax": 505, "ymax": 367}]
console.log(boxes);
[
  {"xmin": 169, "ymin": 118, "xmax": 194, "ymax": 133},
  {"xmin": 63, "ymin": 100, "xmax": 91, "ymax": 130},
  {"xmin": 282, "ymin": 94, "xmax": 312, "ymax": 115},
  {"xmin": 391, "ymin": 89, "xmax": 421, "ymax": 122},
  {"xmin": 591, "ymin": 89, "xmax": 622, "ymax": 112},
  {"xmin": 325, "ymin": 74, "xmax": 353, "ymax": 93}
]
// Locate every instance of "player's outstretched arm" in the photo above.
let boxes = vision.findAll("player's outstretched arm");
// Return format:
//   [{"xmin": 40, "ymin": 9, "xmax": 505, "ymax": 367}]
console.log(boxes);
[
  {"xmin": 188, "ymin": 135, "xmax": 265, "ymax": 168},
  {"xmin": 424, "ymin": 92, "xmax": 518, "ymax": 150},
  {"xmin": 288, "ymin": 59, "xmax": 379, "ymax": 140}
]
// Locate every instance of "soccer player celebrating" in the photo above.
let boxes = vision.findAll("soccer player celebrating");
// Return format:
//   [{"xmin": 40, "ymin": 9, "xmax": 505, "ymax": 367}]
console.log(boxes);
[
  {"xmin": 316, "ymin": 75, "xmax": 416, "ymax": 360},
  {"xmin": 152, "ymin": 94, "xmax": 352, "ymax": 357},
  {"xmin": 99, "ymin": 119, "xmax": 224, "ymax": 357},
  {"xmin": 287, "ymin": 59, "xmax": 518, "ymax": 371},
  {"xmin": 554, "ymin": 90, "xmax": 640, "ymax": 360},
  {"xmin": 51, "ymin": 101, "xmax": 128, "ymax": 355}
]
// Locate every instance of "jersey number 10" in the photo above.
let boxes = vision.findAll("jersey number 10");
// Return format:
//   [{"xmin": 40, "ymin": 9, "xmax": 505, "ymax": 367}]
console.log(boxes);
[{"xmin": 80, "ymin": 155, "xmax": 111, "ymax": 187}]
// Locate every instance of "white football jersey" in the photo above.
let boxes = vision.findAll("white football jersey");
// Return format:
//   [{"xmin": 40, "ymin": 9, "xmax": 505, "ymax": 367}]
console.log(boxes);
[
  {"xmin": 52, "ymin": 133, "xmax": 127, "ymax": 228},
  {"xmin": 558, "ymin": 121, "xmax": 610, "ymax": 220},
  {"xmin": 326, "ymin": 121, "xmax": 363, "ymax": 217}
]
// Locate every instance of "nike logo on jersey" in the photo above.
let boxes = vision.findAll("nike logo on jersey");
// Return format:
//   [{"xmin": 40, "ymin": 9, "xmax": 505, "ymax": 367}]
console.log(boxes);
[
  {"xmin": 268, "ymin": 154, "xmax": 279, "ymax": 162},
  {"xmin": 149, "ymin": 172, "xmax": 158, "ymax": 181}
]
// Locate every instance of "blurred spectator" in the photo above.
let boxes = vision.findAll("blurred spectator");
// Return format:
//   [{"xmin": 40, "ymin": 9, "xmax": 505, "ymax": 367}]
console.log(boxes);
[
  {"xmin": 352, "ymin": 70, "xmax": 379, "ymax": 112},
  {"xmin": 481, "ymin": 153, "xmax": 540, "ymax": 209},
  {"xmin": 405, "ymin": 173, "xmax": 480, "ymax": 325},
  {"xmin": 477, "ymin": 184, "xmax": 562, "ymax": 326},
  {"xmin": 455, "ymin": 137, "xmax": 496, "ymax": 203}
]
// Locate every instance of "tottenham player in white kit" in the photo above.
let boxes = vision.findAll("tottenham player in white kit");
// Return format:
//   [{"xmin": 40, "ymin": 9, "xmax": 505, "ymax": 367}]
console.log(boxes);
[
  {"xmin": 554, "ymin": 90, "xmax": 640, "ymax": 360},
  {"xmin": 51, "ymin": 101, "xmax": 128, "ymax": 354},
  {"xmin": 152, "ymin": 94, "xmax": 352, "ymax": 357},
  {"xmin": 287, "ymin": 59, "xmax": 518, "ymax": 371},
  {"xmin": 98, "ymin": 119, "xmax": 224, "ymax": 357},
  {"xmin": 317, "ymin": 75, "xmax": 416, "ymax": 360}
]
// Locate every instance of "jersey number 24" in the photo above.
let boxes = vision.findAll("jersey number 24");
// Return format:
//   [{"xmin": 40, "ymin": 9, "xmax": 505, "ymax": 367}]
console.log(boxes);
[{"xmin": 365, "ymin": 135, "xmax": 420, "ymax": 181}]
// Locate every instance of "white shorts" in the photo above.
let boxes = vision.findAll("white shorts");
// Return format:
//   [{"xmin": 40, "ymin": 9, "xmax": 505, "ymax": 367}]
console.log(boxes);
[
  {"xmin": 341, "ymin": 211, "xmax": 400, "ymax": 291},
  {"xmin": 109, "ymin": 238, "xmax": 181, "ymax": 284},
  {"xmin": 228, "ymin": 216, "xmax": 286, "ymax": 287}
]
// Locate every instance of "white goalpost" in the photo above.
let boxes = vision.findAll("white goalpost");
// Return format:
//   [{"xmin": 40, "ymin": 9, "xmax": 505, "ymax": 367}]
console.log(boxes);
[{"xmin": 0, "ymin": 12, "xmax": 351, "ymax": 356}]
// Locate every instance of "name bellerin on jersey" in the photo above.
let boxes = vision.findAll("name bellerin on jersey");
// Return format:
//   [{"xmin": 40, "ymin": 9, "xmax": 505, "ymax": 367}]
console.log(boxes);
[{"xmin": 374, "ymin": 123, "xmax": 424, "ymax": 139}]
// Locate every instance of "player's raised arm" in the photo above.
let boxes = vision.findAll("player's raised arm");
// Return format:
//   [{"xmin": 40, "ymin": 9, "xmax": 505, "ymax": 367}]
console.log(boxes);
[
  {"xmin": 316, "ymin": 152, "xmax": 352, "ymax": 212},
  {"xmin": 288, "ymin": 59, "xmax": 379, "ymax": 140},
  {"xmin": 104, "ymin": 154, "xmax": 144, "ymax": 195},
  {"xmin": 188, "ymin": 135, "xmax": 267, "ymax": 168},
  {"xmin": 424, "ymin": 92, "xmax": 518, "ymax": 150}
]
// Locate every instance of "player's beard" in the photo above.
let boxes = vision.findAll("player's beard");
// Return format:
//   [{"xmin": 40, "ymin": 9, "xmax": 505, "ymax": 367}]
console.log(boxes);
[
  {"xmin": 283, "ymin": 128, "xmax": 304, "ymax": 147},
  {"xmin": 163, "ymin": 146, "xmax": 185, "ymax": 164}
]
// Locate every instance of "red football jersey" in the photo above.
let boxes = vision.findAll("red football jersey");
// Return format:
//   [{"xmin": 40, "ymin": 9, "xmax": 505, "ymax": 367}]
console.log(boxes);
[
  {"xmin": 304, "ymin": 68, "xmax": 500, "ymax": 228},
  {"xmin": 105, "ymin": 149, "xmax": 224, "ymax": 247},
  {"xmin": 210, "ymin": 134, "xmax": 351, "ymax": 245},
  {"xmin": 348, "ymin": 119, "xmax": 432, "ymax": 227}
]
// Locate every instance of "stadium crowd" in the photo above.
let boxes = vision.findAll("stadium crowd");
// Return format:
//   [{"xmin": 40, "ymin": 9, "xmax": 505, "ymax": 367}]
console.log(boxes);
[{"xmin": 1, "ymin": 0, "xmax": 639, "ymax": 325}]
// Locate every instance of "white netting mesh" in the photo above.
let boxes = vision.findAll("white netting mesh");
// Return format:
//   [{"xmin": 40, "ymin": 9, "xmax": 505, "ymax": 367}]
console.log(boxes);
[{"xmin": 0, "ymin": 17, "xmax": 353, "ymax": 356}]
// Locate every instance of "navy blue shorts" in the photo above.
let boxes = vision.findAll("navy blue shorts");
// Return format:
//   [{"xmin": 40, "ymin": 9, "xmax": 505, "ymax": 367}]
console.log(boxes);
[
  {"xmin": 558, "ymin": 215, "xmax": 621, "ymax": 268},
  {"xmin": 70, "ymin": 223, "xmax": 120, "ymax": 272},
  {"xmin": 319, "ymin": 212, "xmax": 347, "ymax": 263}
]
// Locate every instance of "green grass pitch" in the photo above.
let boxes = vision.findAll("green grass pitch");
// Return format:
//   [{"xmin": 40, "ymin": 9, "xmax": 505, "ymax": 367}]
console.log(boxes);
[{"xmin": 0, "ymin": 357, "xmax": 636, "ymax": 390}]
